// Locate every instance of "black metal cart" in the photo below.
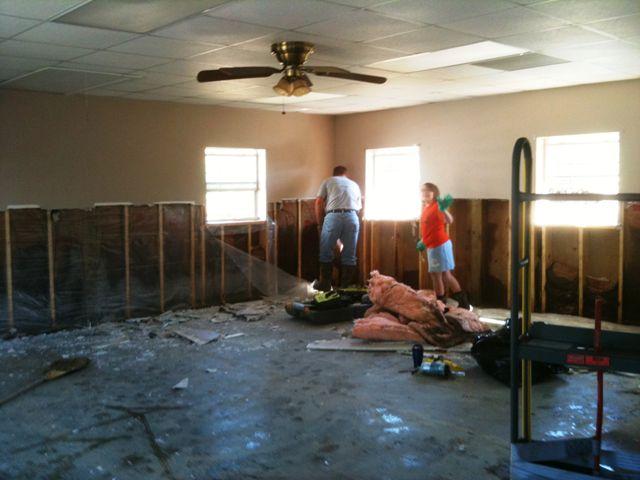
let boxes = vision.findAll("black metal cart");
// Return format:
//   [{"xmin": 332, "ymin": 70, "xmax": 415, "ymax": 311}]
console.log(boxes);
[{"xmin": 509, "ymin": 137, "xmax": 640, "ymax": 479}]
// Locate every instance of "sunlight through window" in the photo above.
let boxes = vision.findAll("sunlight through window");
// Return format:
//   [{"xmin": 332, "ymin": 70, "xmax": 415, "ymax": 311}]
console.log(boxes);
[
  {"xmin": 534, "ymin": 132, "xmax": 620, "ymax": 227},
  {"xmin": 365, "ymin": 146, "xmax": 421, "ymax": 221},
  {"xmin": 205, "ymin": 147, "xmax": 266, "ymax": 224}
]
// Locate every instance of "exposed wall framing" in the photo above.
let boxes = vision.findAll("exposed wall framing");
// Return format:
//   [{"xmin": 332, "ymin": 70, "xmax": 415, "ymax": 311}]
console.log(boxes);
[{"xmin": 1, "ymin": 199, "xmax": 638, "ymax": 335}]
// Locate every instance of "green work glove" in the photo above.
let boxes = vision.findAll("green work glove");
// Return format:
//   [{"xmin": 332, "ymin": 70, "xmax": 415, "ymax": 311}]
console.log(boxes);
[
  {"xmin": 416, "ymin": 239, "xmax": 426, "ymax": 252},
  {"xmin": 437, "ymin": 194, "xmax": 454, "ymax": 212}
]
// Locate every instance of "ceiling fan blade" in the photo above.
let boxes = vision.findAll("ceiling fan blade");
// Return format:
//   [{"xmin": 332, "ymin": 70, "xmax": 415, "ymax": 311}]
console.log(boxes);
[
  {"xmin": 197, "ymin": 67, "xmax": 281, "ymax": 82},
  {"xmin": 303, "ymin": 66, "xmax": 387, "ymax": 84}
]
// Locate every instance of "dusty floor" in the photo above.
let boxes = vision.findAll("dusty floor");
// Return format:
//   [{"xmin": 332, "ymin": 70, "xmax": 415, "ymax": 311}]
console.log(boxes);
[{"xmin": 0, "ymin": 307, "xmax": 639, "ymax": 480}]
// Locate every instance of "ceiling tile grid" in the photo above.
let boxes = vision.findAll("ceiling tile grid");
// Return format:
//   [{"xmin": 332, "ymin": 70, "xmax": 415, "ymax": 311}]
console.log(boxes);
[{"xmin": 0, "ymin": 0, "xmax": 635, "ymax": 114}]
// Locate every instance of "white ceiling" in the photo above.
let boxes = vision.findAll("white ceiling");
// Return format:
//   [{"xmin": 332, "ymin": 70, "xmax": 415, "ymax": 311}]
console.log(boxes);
[{"xmin": 0, "ymin": 0, "xmax": 638, "ymax": 114}]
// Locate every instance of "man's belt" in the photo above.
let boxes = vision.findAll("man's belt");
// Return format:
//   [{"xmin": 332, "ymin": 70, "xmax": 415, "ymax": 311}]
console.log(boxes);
[{"xmin": 327, "ymin": 209, "xmax": 356, "ymax": 214}]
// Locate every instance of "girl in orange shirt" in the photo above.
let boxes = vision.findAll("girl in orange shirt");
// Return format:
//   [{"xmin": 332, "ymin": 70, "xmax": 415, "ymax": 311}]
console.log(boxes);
[{"xmin": 419, "ymin": 182, "xmax": 470, "ymax": 309}]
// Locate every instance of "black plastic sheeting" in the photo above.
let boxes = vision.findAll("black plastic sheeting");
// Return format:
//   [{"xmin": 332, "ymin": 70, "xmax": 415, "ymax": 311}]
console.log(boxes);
[
  {"xmin": 471, "ymin": 318, "xmax": 565, "ymax": 386},
  {"xmin": 0, "ymin": 204, "xmax": 297, "ymax": 335}
]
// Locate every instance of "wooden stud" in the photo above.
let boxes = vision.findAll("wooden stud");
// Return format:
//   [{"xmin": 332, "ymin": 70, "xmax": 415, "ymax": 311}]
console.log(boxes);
[
  {"xmin": 158, "ymin": 204, "xmax": 164, "ymax": 312},
  {"xmin": 393, "ymin": 221, "xmax": 399, "ymax": 279},
  {"xmin": 296, "ymin": 199, "xmax": 302, "ymax": 279},
  {"xmin": 4, "ymin": 210, "xmax": 13, "ymax": 329},
  {"xmin": 370, "ymin": 221, "xmax": 375, "ymax": 272},
  {"xmin": 273, "ymin": 203, "xmax": 279, "ymax": 296},
  {"xmin": 47, "ymin": 211, "xmax": 56, "ymax": 326},
  {"xmin": 247, "ymin": 223, "xmax": 253, "ymax": 299},
  {"xmin": 540, "ymin": 226, "xmax": 547, "ymax": 312},
  {"xmin": 200, "ymin": 214, "xmax": 206, "ymax": 306},
  {"xmin": 362, "ymin": 220, "xmax": 368, "ymax": 282},
  {"xmin": 220, "ymin": 225, "xmax": 225, "ymax": 303},
  {"xmin": 123, "ymin": 205, "xmax": 131, "ymax": 318},
  {"xmin": 578, "ymin": 227, "xmax": 584, "ymax": 317},
  {"xmin": 618, "ymin": 225, "xmax": 624, "ymax": 323},
  {"xmin": 469, "ymin": 200, "xmax": 483, "ymax": 303},
  {"xmin": 189, "ymin": 204, "xmax": 196, "ymax": 308}
]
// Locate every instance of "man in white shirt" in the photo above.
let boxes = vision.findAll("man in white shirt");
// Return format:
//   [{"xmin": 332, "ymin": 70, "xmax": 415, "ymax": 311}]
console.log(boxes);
[{"xmin": 314, "ymin": 165, "xmax": 362, "ymax": 291}]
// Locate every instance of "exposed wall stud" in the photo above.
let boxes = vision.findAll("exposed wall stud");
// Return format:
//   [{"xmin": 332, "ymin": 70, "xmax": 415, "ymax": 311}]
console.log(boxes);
[
  {"xmin": 4, "ymin": 210, "xmax": 13, "ymax": 329},
  {"xmin": 247, "ymin": 223, "xmax": 253, "ymax": 299},
  {"xmin": 540, "ymin": 226, "xmax": 547, "ymax": 312},
  {"xmin": 470, "ymin": 200, "xmax": 483, "ymax": 303},
  {"xmin": 618, "ymin": 225, "xmax": 624, "ymax": 322},
  {"xmin": 124, "ymin": 205, "xmax": 131, "ymax": 318},
  {"xmin": 578, "ymin": 227, "xmax": 584, "ymax": 317},
  {"xmin": 220, "ymin": 225, "xmax": 226, "ymax": 304},
  {"xmin": 47, "ymin": 210, "xmax": 56, "ymax": 326},
  {"xmin": 189, "ymin": 204, "xmax": 196, "ymax": 308},
  {"xmin": 158, "ymin": 204, "xmax": 165, "ymax": 312},
  {"xmin": 200, "ymin": 215, "xmax": 206, "ymax": 306},
  {"xmin": 296, "ymin": 199, "xmax": 302, "ymax": 279},
  {"xmin": 273, "ymin": 204, "xmax": 279, "ymax": 295}
]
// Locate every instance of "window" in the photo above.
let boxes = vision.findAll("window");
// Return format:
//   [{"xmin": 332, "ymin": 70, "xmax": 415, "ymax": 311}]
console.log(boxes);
[
  {"xmin": 365, "ymin": 146, "xmax": 421, "ymax": 220},
  {"xmin": 534, "ymin": 132, "xmax": 620, "ymax": 227},
  {"xmin": 205, "ymin": 147, "xmax": 266, "ymax": 224}
]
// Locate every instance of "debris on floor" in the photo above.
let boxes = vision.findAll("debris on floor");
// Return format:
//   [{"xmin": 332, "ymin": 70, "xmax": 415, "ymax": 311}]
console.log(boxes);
[
  {"xmin": 224, "ymin": 333, "xmax": 245, "ymax": 339},
  {"xmin": 170, "ymin": 325, "xmax": 220, "ymax": 345},
  {"xmin": 352, "ymin": 271, "xmax": 489, "ymax": 347},
  {"xmin": 172, "ymin": 378, "xmax": 189, "ymax": 390},
  {"xmin": 221, "ymin": 299, "xmax": 281, "ymax": 322},
  {"xmin": 306, "ymin": 337, "xmax": 472, "ymax": 353}
]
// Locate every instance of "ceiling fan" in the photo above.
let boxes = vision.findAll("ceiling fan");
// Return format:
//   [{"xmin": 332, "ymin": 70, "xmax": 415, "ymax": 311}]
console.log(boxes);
[{"xmin": 197, "ymin": 41, "xmax": 387, "ymax": 97}]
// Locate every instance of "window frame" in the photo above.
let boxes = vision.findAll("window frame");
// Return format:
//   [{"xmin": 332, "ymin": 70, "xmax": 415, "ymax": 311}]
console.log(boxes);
[{"xmin": 204, "ymin": 147, "xmax": 267, "ymax": 225}]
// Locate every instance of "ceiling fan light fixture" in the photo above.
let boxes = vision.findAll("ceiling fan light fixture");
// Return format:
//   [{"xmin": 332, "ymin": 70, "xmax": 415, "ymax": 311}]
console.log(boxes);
[
  {"xmin": 291, "ymin": 75, "xmax": 312, "ymax": 97},
  {"xmin": 273, "ymin": 76, "xmax": 294, "ymax": 96}
]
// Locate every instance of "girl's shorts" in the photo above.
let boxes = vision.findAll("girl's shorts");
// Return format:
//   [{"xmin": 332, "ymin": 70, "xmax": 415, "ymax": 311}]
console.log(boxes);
[{"xmin": 427, "ymin": 240, "xmax": 455, "ymax": 273}]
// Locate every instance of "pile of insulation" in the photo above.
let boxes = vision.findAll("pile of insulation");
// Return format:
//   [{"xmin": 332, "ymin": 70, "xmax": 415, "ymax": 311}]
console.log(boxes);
[{"xmin": 352, "ymin": 271, "xmax": 489, "ymax": 347}]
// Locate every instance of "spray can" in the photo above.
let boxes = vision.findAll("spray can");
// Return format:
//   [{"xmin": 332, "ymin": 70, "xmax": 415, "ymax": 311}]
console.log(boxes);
[{"xmin": 419, "ymin": 360, "xmax": 451, "ymax": 378}]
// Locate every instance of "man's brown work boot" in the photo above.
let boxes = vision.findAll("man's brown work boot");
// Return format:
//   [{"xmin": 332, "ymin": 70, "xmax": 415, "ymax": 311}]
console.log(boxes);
[{"xmin": 313, "ymin": 262, "xmax": 334, "ymax": 292}]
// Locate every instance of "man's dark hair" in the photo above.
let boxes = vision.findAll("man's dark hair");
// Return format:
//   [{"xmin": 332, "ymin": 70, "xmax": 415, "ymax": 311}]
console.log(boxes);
[{"xmin": 333, "ymin": 165, "xmax": 348, "ymax": 176}]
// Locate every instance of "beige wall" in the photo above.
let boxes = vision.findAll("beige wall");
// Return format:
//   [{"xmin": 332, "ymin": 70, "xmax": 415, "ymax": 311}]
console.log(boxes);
[
  {"xmin": 0, "ymin": 89, "xmax": 335, "ymax": 209},
  {"xmin": 335, "ymin": 79, "xmax": 640, "ymax": 199}
]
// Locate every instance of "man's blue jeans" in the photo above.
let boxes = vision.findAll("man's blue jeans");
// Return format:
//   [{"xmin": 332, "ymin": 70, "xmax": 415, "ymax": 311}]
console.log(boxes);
[{"xmin": 319, "ymin": 211, "xmax": 360, "ymax": 266}]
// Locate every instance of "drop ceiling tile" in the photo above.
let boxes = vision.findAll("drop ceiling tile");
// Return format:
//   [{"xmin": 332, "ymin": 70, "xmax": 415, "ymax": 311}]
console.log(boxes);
[
  {"xmin": 0, "ymin": 0, "xmax": 86, "ymax": 20},
  {"xmin": 365, "ymin": 26, "xmax": 482, "ymax": 54},
  {"xmin": 84, "ymin": 88, "xmax": 126, "ymax": 97},
  {"xmin": 498, "ymin": 26, "xmax": 612, "ymax": 51},
  {"xmin": 297, "ymin": 10, "xmax": 421, "ymax": 42},
  {"xmin": 103, "ymin": 79, "xmax": 163, "ymax": 92},
  {"xmin": 444, "ymin": 6, "xmax": 567, "ymax": 38},
  {"xmin": 15, "ymin": 22, "xmax": 138, "ymax": 49},
  {"xmin": 56, "ymin": 61, "xmax": 136, "ymax": 74},
  {"xmin": 135, "ymin": 71, "xmax": 194, "ymax": 85},
  {"xmin": 110, "ymin": 35, "xmax": 220, "ymax": 58},
  {"xmin": 310, "ymin": 44, "xmax": 404, "ymax": 65},
  {"xmin": 73, "ymin": 50, "xmax": 170, "ymax": 69},
  {"xmin": 146, "ymin": 59, "xmax": 214, "ymax": 76},
  {"xmin": 542, "ymin": 40, "xmax": 640, "ymax": 62},
  {"xmin": 0, "ymin": 39, "xmax": 93, "ymax": 60},
  {"xmin": 125, "ymin": 91, "xmax": 184, "ymax": 101},
  {"xmin": 528, "ymin": 0, "xmax": 640, "ymax": 24},
  {"xmin": 370, "ymin": 0, "xmax": 514, "ymax": 25},
  {"xmin": 588, "ymin": 14, "xmax": 640, "ymax": 39},
  {"xmin": 55, "ymin": 0, "xmax": 227, "ymax": 34},
  {"xmin": 1, "ymin": 67, "xmax": 134, "ymax": 93},
  {"xmin": 154, "ymin": 15, "xmax": 279, "ymax": 46},
  {"xmin": 0, "ymin": 14, "xmax": 39, "ymax": 38},
  {"xmin": 407, "ymin": 64, "xmax": 498, "ymax": 81},
  {"xmin": 473, "ymin": 52, "xmax": 568, "ymax": 70},
  {"xmin": 0, "ymin": 55, "xmax": 58, "ymax": 71},
  {"xmin": 191, "ymin": 46, "xmax": 278, "ymax": 67},
  {"xmin": 323, "ymin": 0, "xmax": 392, "ymax": 5},
  {"xmin": 205, "ymin": 0, "xmax": 355, "ymax": 30}
]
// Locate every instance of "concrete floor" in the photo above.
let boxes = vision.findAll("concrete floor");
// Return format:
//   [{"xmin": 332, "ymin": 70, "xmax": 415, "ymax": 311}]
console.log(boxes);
[{"xmin": 0, "ymin": 308, "xmax": 638, "ymax": 480}]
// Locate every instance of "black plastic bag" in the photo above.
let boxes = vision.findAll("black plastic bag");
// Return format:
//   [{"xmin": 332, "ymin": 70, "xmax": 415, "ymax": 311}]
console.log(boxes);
[{"xmin": 471, "ymin": 318, "xmax": 564, "ymax": 386}]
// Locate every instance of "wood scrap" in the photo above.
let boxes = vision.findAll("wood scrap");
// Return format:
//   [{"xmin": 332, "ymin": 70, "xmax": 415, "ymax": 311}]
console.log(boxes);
[{"xmin": 171, "ymin": 326, "xmax": 220, "ymax": 345}]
